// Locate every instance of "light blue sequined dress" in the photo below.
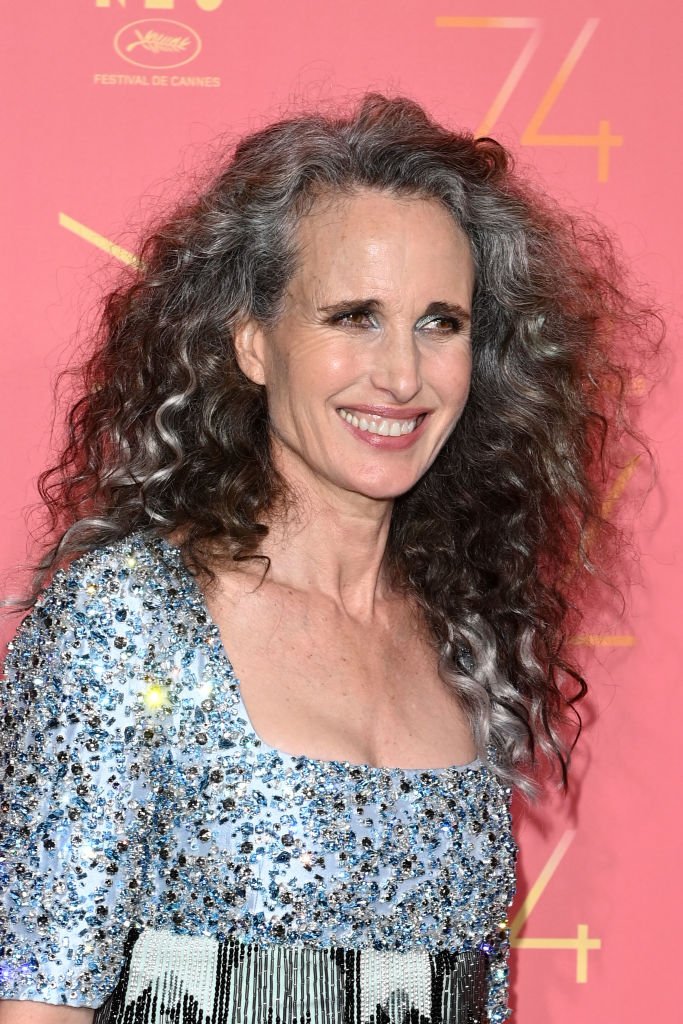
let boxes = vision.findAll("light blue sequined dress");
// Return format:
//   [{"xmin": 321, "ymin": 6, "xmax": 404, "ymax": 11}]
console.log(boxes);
[{"xmin": 0, "ymin": 532, "xmax": 517, "ymax": 1023}]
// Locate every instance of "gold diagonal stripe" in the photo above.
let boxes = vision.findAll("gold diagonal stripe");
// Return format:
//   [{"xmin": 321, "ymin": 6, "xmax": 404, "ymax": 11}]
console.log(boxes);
[
  {"xmin": 510, "ymin": 829, "xmax": 575, "ymax": 938},
  {"xmin": 58, "ymin": 212, "xmax": 139, "ymax": 267},
  {"xmin": 570, "ymin": 634, "xmax": 635, "ymax": 647},
  {"xmin": 522, "ymin": 20, "xmax": 600, "ymax": 139},
  {"xmin": 435, "ymin": 17, "xmax": 542, "ymax": 137},
  {"xmin": 601, "ymin": 455, "xmax": 640, "ymax": 518},
  {"xmin": 580, "ymin": 454, "xmax": 640, "ymax": 568},
  {"xmin": 435, "ymin": 17, "xmax": 538, "ymax": 28}
]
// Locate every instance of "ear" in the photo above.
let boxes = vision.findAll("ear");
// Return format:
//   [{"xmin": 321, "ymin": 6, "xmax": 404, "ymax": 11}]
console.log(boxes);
[{"xmin": 232, "ymin": 318, "xmax": 268, "ymax": 387}]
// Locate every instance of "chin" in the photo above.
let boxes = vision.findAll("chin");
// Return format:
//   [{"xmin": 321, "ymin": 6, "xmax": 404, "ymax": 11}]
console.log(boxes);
[{"xmin": 344, "ymin": 473, "xmax": 420, "ymax": 502}]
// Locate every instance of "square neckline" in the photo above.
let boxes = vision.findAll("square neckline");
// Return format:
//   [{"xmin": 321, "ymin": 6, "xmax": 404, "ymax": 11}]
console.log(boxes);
[{"xmin": 150, "ymin": 531, "xmax": 486, "ymax": 777}]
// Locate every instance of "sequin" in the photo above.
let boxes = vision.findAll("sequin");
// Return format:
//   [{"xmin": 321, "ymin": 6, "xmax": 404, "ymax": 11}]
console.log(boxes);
[{"xmin": 0, "ymin": 532, "xmax": 517, "ymax": 1021}]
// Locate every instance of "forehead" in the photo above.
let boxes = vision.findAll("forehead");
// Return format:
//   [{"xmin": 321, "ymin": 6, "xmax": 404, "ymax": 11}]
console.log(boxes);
[{"xmin": 290, "ymin": 188, "xmax": 474, "ymax": 298}]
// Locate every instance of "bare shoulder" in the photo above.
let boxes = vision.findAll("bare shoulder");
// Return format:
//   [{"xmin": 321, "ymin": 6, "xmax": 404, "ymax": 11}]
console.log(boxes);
[{"xmin": 0, "ymin": 1003, "xmax": 93, "ymax": 1024}]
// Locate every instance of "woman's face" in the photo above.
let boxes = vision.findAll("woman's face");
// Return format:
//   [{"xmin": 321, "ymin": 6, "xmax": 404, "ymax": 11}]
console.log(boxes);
[{"xmin": 235, "ymin": 188, "xmax": 475, "ymax": 507}]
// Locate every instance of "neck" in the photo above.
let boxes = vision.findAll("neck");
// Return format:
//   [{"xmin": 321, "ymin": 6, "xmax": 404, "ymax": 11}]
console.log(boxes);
[{"xmin": 256, "ymin": 450, "xmax": 396, "ymax": 621}]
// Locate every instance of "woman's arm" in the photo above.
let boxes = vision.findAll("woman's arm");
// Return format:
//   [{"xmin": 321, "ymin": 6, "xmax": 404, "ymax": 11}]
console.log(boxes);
[
  {"xmin": 0, "ymin": 1003, "xmax": 93, "ymax": 1024},
  {"xmin": 0, "ymin": 546, "xmax": 151, "ymax": 1008}
]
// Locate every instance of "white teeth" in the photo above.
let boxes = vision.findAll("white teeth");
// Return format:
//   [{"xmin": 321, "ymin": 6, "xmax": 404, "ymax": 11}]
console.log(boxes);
[{"xmin": 339, "ymin": 409, "xmax": 420, "ymax": 436}]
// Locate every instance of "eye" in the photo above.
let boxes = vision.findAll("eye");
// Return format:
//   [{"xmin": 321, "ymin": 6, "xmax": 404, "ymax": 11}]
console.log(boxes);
[
  {"xmin": 330, "ymin": 309, "xmax": 378, "ymax": 329},
  {"xmin": 419, "ymin": 315, "xmax": 464, "ymax": 334}
]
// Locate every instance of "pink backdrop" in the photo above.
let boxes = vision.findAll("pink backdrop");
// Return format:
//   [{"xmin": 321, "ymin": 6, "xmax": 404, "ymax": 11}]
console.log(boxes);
[{"xmin": 2, "ymin": 2, "xmax": 681, "ymax": 1021}]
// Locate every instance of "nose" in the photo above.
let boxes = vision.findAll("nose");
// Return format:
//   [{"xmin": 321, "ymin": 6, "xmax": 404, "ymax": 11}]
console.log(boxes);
[{"xmin": 369, "ymin": 327, "xmax": 422, "ymax": 402}]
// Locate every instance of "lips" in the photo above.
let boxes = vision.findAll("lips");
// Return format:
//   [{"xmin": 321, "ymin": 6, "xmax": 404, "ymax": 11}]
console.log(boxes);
[
  {"xmin": 337, "ymin": 408, "xmax": 421, "ymax": 436},
  {"xmin": 336, "ymin": 406, "xmax": 430, "ymax": 450}
]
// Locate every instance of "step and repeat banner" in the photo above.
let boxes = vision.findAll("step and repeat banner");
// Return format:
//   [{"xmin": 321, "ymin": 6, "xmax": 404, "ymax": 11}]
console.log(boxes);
[{"xmin": 2, "ymin": 2, "xmax": 680, "ymax": 1022}]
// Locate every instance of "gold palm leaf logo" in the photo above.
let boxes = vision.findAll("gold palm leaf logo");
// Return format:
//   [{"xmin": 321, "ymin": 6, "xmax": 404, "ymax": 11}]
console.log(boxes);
[
  {"xmin": 126, "ymin": 30, "xmax": 191, "ymax": 56},
  {"xmin": 114, "ymin": 19, "xmax": 202, "ymax": 69}
]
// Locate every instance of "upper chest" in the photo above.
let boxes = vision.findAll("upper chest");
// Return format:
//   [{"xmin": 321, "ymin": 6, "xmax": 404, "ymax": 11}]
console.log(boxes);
[
  {"xmin": 199, "ymin": 573, "xmax": 475, "ymax": 769},
  {"xmin": 94, "ymin": 541, "xmax": 516, "ymax": 951}
]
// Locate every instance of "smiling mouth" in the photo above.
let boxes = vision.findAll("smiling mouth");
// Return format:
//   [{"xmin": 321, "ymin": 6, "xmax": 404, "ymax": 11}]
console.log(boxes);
[{"xmin": 337, "ymin": 408, "xmax": 426, "ymax": 437}]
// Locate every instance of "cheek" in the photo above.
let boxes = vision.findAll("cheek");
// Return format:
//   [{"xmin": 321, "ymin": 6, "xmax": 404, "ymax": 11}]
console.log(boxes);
[
  {"xmin": 262, "ymin": 337, "xmax": 347, "ymax": 435},
  {"xmin": 280, "ymin": 340, "xmax": 355, "ymax": 403}
]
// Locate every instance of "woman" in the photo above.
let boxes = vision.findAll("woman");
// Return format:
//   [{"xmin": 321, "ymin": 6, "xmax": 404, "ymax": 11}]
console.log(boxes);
[{"xmin": 0, "ymin": 94, "xmax": 651, "ymax": 1024}]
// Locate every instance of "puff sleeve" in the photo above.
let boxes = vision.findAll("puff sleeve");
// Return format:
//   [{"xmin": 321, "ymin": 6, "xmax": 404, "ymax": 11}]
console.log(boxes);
[{"xmin": 0, "ymin": 556, "xmax": 151, "ymax": 1007}]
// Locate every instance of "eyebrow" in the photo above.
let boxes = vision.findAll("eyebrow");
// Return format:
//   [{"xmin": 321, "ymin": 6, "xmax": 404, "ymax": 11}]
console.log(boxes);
[
  {"xmin": 318, "ymin": 298, "xmax": 471, "ymax": 324},
  {"xmin": 422, "ymin": 300, "xmax": 471, "ymax": 325}
]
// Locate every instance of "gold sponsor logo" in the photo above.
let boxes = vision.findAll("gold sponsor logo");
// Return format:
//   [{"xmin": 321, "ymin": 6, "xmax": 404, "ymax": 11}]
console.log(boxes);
[{"xmin": 114, "ymin": 18, "xmax": 201, "ymax": 69}]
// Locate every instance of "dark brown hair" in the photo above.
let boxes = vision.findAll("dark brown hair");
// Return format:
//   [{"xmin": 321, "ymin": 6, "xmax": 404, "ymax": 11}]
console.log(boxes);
[{"xmin": 26, "ymin": 94, "xmax": 659, "ymax": 794}]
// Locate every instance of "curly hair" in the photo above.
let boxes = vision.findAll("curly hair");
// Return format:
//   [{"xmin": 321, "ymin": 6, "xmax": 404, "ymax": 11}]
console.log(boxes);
[{"xmin": 22, "ymin": 94, "xmax": 657, "ymax": 795}]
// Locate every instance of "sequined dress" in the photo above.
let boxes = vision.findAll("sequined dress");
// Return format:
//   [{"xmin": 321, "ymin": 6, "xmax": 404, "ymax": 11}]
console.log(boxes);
[{"xmin": 0, "ymin": 532, "xmax": 517, "ymax": 1023}]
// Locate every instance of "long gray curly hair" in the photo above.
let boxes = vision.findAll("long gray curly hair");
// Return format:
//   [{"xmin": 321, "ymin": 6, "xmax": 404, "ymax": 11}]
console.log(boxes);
[{"xmin": 22, "ymin": 94, "xmax": 657, "ymax": 795}]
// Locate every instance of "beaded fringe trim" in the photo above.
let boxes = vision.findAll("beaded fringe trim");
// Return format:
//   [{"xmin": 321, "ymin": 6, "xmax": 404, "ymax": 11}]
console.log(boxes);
[{"xmin": 93, "ymin": 929, "xmax": 489, "ymax": 1024}]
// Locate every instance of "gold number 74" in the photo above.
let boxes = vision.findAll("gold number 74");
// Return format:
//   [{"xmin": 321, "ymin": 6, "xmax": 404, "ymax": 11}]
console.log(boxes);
[{"xmin": 435, "ymin": 17, "xmax": 623, "ymax": 182}]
